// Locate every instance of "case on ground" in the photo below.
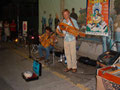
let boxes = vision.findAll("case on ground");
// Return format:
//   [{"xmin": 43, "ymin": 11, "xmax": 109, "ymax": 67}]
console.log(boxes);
[
  {"xmin": 22, "ymin": 60, "xmax": 42, "ymax": 82},
  {"xmin": 78, "ymin": 56, "xmax": 96, "ymax": 66},
  {"xmin": 97, "ymin": 64, "xmax": 120, "ymax": 90},
  {"xmin": 97, "ymin": 41, "xmax": 120, "ymax": 68}
]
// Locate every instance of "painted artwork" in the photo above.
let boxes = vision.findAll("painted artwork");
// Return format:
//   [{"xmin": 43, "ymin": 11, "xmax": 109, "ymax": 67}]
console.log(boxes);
[{"xmin": 86, "ymin": 0, "xmax": 109, "ymax": 36}]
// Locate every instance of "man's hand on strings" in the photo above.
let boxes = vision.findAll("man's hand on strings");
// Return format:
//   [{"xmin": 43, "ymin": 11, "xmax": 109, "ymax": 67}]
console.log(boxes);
[{"xmin": 65, "ymin": 26, "xmax": 69, "ymax": 30}]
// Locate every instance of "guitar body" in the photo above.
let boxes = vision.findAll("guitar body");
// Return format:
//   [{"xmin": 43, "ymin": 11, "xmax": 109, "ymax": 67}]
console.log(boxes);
[
  {"xmin": 59, "ymin": 22, "xmax": 86, "ymax": 37},
  {"xmin": 41, "ymin": 39, "xmax": 51, "ymax": 48},
  {"xmin": 40, "ymin": 33, "xmax": 56, "ymax": 48}
]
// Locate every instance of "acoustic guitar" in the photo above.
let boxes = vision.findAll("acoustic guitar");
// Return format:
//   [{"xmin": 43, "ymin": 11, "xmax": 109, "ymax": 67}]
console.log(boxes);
[
  {"xmin": 59, "ymin": 22, "xmax": 86, "ymax": 37},
  {"xmin": 40, "ymin": 32, "xmax": 57, "ymax": 48}
]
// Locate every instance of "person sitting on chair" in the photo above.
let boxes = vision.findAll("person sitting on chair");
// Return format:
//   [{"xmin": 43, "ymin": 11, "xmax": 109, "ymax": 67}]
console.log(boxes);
[{"xmin": 38, "ymin": 26, "xmax": 57, "ymax": 62}]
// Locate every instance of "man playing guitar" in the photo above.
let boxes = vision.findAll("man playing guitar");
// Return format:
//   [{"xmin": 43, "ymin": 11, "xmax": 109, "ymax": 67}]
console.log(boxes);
[
  {"xmin": 38, "ymin": 26, "xmax": 57, "ymax": 62},
  {"xmin": 56, "ymin": 9, "xmax": 79, "ymax": 73}
]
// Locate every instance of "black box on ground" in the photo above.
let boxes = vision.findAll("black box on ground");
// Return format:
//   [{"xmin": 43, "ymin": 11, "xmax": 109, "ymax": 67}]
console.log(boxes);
[
  {"xmin": 97, "ymin": 41, "xmax": 120, "ymax": 68},
  {"xmin": 97, "ymin": 50, "xmax": 120, "ymax": 68},
  {"xmin": 22, "ymin": 60, "xmax": 42, "ymax": 82}
]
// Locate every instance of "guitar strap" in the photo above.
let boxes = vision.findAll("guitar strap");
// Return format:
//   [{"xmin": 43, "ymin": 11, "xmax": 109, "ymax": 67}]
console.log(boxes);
[
  {"xmin": 69, "ymin": 18, "xmax": 79, "ymax": 39},
  {"xmin": 48, "ymin": 32, "xmax": 54, "ymax": 39},
  {"xmin": 69, "ymin": 18, "xmax": 76, "ymax": 29}
]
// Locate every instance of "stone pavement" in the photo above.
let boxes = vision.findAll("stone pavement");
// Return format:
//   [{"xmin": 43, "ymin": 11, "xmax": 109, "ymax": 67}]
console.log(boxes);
[{"xmin": 0, "ymin": 42, "xmax": 97, "ymax": 90}]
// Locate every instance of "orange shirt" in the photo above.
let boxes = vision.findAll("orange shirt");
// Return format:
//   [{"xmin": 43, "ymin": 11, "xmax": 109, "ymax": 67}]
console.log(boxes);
[{"xmin": 10, "ymin": 23, "xmax": 16, "ymax": 31}]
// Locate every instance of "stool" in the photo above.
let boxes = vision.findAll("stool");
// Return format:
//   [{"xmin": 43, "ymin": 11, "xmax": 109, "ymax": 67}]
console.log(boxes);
[{"xmin": 50, "ymin": 48, "xmax": 55, "ymax": 65}]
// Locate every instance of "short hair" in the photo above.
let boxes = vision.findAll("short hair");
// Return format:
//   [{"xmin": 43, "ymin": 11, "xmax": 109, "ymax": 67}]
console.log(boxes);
[
  {"xmin": 72, "ymin": 8, "xmax": 75, "ymax": 11},
  {"xmin": 45, "ymin": 26, "xmax": 52, "ymax": 32},
  {"xmin": 62, "ymin": 9, "xmax": 70, "ymax": 15}
]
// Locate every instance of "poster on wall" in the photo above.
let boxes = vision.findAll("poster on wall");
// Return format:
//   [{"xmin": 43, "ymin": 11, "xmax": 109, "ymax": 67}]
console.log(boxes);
[
  {"xmin": 86, "ymin": 0, "xmax": 109, "ymax": 36},
  {"xmin": 23, "ymin": 21, "xmax": 27, "ymax": 37}
]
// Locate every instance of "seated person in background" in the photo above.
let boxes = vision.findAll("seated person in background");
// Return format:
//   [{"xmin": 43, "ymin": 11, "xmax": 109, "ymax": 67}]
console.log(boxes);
[{"xmin": 38, "ymin": 26, "xmax": 57, "ymax": 62}]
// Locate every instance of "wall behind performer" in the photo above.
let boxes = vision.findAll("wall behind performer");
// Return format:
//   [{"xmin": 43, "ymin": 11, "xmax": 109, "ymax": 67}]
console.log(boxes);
[{"xmin": 56, "ymin": 9, "xmax": 79, "ymax": 73}]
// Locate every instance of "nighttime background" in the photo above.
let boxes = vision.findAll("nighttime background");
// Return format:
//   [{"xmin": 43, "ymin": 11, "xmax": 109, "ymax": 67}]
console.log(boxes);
[{"xmin": 0, "ymin": 0, "xmax": 38, "ymax": 37}]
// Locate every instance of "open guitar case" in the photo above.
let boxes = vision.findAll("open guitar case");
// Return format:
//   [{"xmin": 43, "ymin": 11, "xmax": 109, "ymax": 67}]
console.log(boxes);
[{"xmin": 22, "ymin": 60, "xmax": 42, "ymax": 82}]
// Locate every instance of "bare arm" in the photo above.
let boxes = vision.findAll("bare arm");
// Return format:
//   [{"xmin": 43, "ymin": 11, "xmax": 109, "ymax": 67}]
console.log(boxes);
[{"xmin": 56, "ymin": 28, "xmax": 65, "ymax": 37}]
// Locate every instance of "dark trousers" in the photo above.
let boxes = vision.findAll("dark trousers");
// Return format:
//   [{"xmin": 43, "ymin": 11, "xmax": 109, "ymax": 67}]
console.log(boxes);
[{"xmin": 10, "ymin": 31, "xmax": 17, "ymax": 41}]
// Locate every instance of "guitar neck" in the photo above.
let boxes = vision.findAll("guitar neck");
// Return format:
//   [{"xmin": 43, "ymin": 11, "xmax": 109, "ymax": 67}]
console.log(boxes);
[
  {"xmin": 59, "ymin": 22, "xmax": 86, "ymax": 37},
  {"xmin": 79, "ymin": 32, "xmax": 86, "ymax": 37}
]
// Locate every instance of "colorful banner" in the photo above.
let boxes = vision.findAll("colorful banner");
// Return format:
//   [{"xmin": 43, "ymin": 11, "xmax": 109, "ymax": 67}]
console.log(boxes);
[{"xmin": 86, "ymin": 0, "xmax": 109, "ymax": 36}]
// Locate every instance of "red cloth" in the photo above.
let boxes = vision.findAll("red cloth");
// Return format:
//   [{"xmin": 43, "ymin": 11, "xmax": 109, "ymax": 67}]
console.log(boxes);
[{"xmin": 10, "ymin": 23, "xmax": 16, "ymax": 31}]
